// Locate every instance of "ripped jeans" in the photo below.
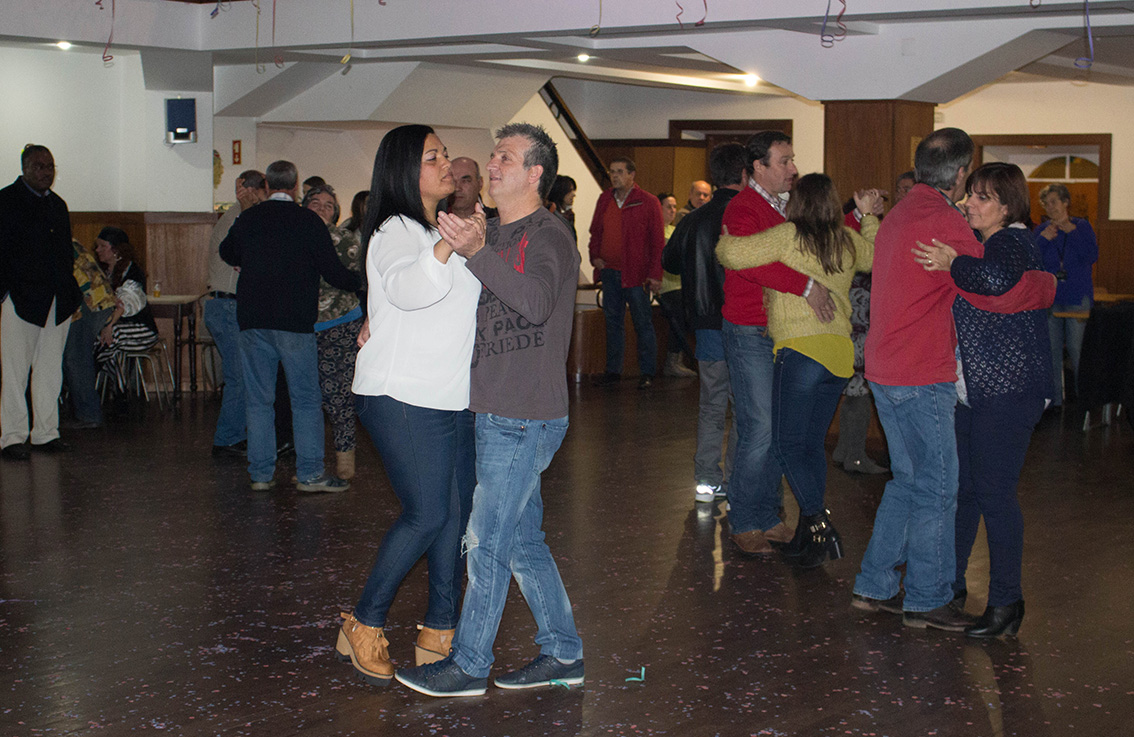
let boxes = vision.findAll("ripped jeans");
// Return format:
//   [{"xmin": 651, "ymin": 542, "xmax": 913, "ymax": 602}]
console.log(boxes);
[{"xmin": 451, "ymin": 413, "xmax": 582, "ymax": 679}]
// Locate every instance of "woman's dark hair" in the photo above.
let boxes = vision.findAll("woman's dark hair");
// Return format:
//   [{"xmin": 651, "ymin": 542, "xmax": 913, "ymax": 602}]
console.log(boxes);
[
  {"xmin": 546, "ymin": 175, "xmax": 576, "ymax": 211},
  {"xmin": 360, "ymin": 124, "xmax": 435, "ymax": 248},
  {"xmin": 96, "ymin": 226, "xmax": 135, "ymax": 287},
  {"xmin": 347, "ymin": 190, "xmax": 369, "ymax": 230},
  {"xmin": 784, "ymin": 173, "xmax": 854, "ymax": 276},
  {"xmin": 358, "ymin": 125, "xmax": 436, "ymax": 292},
  {"xmin": 657, "ymin": 192, "xmax": 675, "ymax": 203},
  {"xmin": 301, "ymin": 184, "xmax": 340, "ymax": 224},
  {"xmin": 966, "ymin": 162, "xmax": 1030, "ymax": 227}
]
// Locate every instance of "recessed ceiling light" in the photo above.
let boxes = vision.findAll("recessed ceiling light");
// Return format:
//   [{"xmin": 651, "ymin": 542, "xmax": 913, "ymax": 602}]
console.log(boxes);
[
  {"xmin": 56, "ymin": 41, "xmax": 72, "ymax": 50},
  {"xmin": 577, "ymin": 54, "xmax": 591, "ymax": 63},
  {"xmin": 743, "ymin": 74, "xmax": 759, "ymax": 87}
]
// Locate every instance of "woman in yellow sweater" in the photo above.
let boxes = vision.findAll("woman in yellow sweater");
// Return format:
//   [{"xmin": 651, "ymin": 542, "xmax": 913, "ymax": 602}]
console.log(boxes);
[{"xmin": 717, "ymin": 173, "xmax": 881, "ymax": 567}]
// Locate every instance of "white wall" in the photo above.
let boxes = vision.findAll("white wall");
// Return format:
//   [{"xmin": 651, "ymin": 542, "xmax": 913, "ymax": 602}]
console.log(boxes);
[
  {"xmin": 938, "ymin": 78, "xmax": 1134, "ymax": 220},
  {"xmin": 0, "ymin": 44, "xmax": 212, "ymax": 213},
  {"xmin": 213, "ymin": 116, "xmax": 259, "ymax": 208},
  {"xmin": 553, "ymin": 78, "xmax": 826, "ymax": 176},
  {"xmin": 251, "ymin": 124, "xmax": 495, "ymax": 220}
]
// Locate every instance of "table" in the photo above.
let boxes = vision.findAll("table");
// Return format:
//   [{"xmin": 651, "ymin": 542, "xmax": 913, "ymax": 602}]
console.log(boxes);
[{"xmin": 149, "ymin": 293, "xmax": 204, "ymax": 399}]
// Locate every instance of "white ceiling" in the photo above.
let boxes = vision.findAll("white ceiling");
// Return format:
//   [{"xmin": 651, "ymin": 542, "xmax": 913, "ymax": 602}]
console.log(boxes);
[{"xmin": 5, "ymin": 0, "xmax": 1134, "ymax": 102}]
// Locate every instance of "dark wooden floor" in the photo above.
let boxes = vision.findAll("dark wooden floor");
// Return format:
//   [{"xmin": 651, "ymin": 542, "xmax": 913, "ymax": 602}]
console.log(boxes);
[{"xmin": 2, "ymin": 382, "xmax": 1132, "ymax": 736}]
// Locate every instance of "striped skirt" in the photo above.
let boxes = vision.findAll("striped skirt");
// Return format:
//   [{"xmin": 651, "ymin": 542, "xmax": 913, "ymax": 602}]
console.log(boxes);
[{"xmin": 95, "ymin": 322, "xmax": 160, "ymax": 393}]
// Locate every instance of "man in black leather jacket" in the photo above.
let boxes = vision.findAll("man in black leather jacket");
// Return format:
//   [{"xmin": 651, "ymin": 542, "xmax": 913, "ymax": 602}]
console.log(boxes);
[{"xmin": 661, "ymin": 142, "xmax": 747, "ymax": 506}]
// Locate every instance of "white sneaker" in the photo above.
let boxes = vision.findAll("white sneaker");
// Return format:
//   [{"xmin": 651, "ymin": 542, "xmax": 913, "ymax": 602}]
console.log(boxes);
[{"xmin": 695, "ymin": 482, "xmax": 721, "ymax": 503}]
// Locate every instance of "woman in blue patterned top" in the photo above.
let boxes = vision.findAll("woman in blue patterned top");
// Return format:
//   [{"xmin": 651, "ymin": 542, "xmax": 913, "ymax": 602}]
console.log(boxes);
[{"xmin": 913, "ymin": 162, "xmax": 1053, "ymax": 639}]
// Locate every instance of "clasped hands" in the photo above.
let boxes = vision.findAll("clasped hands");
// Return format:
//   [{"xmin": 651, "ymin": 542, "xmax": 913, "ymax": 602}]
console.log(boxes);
[
  {"xmin": 437, "ymin": 203, "xmax": 487, "ymax": 259},
  {"xmin": 911, "ymin": 239, "xmax": 958, "ymax": 272}
]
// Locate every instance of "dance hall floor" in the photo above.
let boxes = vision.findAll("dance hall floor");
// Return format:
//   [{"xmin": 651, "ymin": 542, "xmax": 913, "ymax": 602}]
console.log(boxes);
[{"xmin": 1, "ymin": 381, "xmax": 1131, "ymax": 736}]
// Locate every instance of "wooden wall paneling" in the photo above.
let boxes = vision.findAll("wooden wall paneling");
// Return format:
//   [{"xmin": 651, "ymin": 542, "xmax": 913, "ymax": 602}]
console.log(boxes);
[
  {"xmin": 671, "ymin": 147, "xmax": 708, "ymax": 200},
  {"xmin": 143, "ymin": 212, "xmax": 215, "ymax": 295},
  {"xmin": 70, "ymin": 212, "xmax": 148, "ymax": 274},
  {"xmin": 1095, "ymin": 220, "xmax": 1134, "ymax": 295},
  {"xmin": 824, "ymin": 101, "xmax": 935, "ymax": 205},
  {"xmin": 630, "ymin": 146, "xmax": 675, "ymax": 198}
]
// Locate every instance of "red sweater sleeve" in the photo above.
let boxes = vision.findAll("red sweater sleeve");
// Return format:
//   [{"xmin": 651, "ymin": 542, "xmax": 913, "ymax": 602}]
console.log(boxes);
[{"xmin": 960, "ymin": 270, "xmax": 1057, "ymax": 313}]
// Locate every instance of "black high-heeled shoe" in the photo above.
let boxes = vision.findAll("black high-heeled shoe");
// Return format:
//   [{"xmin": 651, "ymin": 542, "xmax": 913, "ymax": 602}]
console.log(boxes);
[
  {"xmin": 965, "ymin": 600, "xmax": 1025, "ymax": 638},
  {"xmin": 796, "ymin": 511, "xmax": 844, "ymax": 569}
]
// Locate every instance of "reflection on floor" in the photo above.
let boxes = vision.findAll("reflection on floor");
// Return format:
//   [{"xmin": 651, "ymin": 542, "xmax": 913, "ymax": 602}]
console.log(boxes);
[{"xmin": 1, "ymin": 384, "xmax": 1130, "ymax": 736}]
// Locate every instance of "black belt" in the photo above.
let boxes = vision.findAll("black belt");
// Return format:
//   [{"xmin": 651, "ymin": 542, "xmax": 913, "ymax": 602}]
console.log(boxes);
[{"xmin": 209, "ymin": 291, "xmax": 236, "ymax": 300}]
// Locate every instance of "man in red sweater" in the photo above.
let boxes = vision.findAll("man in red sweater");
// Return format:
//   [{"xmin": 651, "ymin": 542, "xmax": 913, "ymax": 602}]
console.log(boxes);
[
  {"xmin": 719, "ymin": 131, "xmax": 835, "ymax": 555},
  {"xmin": 852, "ymin": 128, "xmax": 1054, "ymax": 631},
  {"xmin": 588, "ymin": 157, "xmax": 665, "ymax": 389}
]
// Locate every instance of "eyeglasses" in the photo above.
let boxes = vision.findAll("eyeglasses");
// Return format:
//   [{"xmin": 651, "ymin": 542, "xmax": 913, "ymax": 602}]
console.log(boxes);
[{"xmin": 27, "ymin": 163, "xmax": 56, "ymax": 173}]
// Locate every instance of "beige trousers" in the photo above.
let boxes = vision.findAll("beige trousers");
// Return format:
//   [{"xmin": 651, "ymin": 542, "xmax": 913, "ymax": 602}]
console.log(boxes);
[{"xmin": 1, "ymin": 298, "xmax": 71, "ymax": 448}]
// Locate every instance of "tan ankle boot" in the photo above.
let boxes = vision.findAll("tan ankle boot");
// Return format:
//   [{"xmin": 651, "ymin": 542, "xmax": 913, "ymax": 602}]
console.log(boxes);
[
  {"xmin": 415, "ymin": 624, "xmax": 455, "ymax": 666},
  {"xmin": 335, "ymin": 612, "xmax": 393, "ymax": 685},
  {"xmin": 336, "ymin": 449, "xmax": 356, "ymax": 480}
]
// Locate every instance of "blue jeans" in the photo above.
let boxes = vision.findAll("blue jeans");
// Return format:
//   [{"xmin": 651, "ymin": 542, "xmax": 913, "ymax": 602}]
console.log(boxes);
[
  {"xmin": 238, "ymin": 329, "xmax": 324, "ymax": 483},
  {"xmin": 63, "ymin": 303, "xmax": 111, "ymax": 425},
  {"xmin": 721, "ymin": 320, "xmax": 782, "ymax": 533},
  {"xmin": 600, "ymin": 268, "xmax": 657, "ymax": 376},
  {"xmin": 204, "ymin": 298, "xmax": 246, "ymax": 446},
  {"xmin": 954, "ymin": 396, "xmax": 1044, "ymax": 606},
  {"xmin": 1048, "ymin": 298, "xmax": 1089, "ymax": 405},
  {"xmin": 352, "ymin": 395, "xmax": 475, "ymax": 630},
  {"xmin": 854, "ymin": 381, "xmax": 958, "ymax": 612},
  {"xmin": 452, "ymin": 413, "xmax": 582, "ymax": 679},
  {"xmin": 772, "ymin": 348, "xmax": 847, "ymax": 516}
]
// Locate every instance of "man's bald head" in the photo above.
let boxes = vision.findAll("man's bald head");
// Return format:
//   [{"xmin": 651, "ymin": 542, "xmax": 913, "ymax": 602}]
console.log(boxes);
[
  {"xmin": 687, "ymin": 180, "xmax": 711, "ymax": 210},
  {"xmin": 450, "ymin": 157, "xmax": 484, "ymax": 217}
]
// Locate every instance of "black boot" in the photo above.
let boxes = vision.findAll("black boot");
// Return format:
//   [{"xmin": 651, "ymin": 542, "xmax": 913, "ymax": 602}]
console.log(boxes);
[
  {"xmin": 779, "ymin": 518, "xmax": 809, "ymax": 558},
  {"xmin": 796, "ymin": 510, "xmax": 844, "ymax": 569},
  {"xmin": 965, "ymin": 600, "xmax": 1025, "ymax": 638}
]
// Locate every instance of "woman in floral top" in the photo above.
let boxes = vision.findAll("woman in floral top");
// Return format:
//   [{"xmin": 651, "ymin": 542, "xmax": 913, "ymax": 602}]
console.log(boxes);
[{"xmin": 303, "ymin": 185, "xmax": 364, "ymax": 479}]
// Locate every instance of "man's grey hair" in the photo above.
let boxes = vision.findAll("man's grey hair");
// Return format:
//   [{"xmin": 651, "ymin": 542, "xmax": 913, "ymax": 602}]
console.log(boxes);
[
  {"xmin": 495, "ymin": 123, "xmax": 558, "ymax": 199},
  {"xmin": 238, "ymin": 169, "xmax": 267, "ymax": 190},
  {"xmin": 265, "ymin": 160, "xmax": 299, "ymax": 191},
  {"xmin": 452, "ymin": 157, "xmax": 482, "ymax": 178},
  {"xmin": 914, "ymin": 128, "xmax": 973, "ymax": 191}
]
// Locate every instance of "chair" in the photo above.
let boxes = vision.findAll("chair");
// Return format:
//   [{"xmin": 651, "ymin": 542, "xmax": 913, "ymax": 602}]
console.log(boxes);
[{"xmin": 99, "ymin": 340, "xmax": 177, "ymax": 410}]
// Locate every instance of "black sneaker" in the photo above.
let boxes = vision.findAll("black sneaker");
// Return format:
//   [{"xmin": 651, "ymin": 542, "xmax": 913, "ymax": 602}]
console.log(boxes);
[
  {"xmin": 1, "ymin": 443, "xmax": 31, "ymax": 461},
  {"xmin": 494, "ymin": 654, "xmax": 584, "ymax": 690},
  {"xmin": 212, "ymin": 440, "xmax": 247, "ymax": 458},
  {"xmin": 395, "ymin": 655, "xmax": 487, "ymax": 697},
  {"xmin": 592, "ymin": 372, "xmax": 621, "ymax": 387}
]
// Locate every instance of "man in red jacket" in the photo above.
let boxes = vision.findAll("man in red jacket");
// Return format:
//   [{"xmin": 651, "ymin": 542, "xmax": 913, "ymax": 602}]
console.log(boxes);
[
  {"xmin": 588, "ymin": 157, "xmax": 665, "ymax": 389},
  {"xmin": 718, "ymin": 131, "xmax": 836, "ymax": 556},
  {"xmin": 852, "ymin": 128, "xmax": 1054, "ymax": 631}
]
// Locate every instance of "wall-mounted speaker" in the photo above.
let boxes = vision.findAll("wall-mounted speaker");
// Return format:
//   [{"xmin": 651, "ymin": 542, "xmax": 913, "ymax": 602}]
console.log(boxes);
[{"xmin": 165, "ymin": 98, "xmax": 197, "ymax": 144}]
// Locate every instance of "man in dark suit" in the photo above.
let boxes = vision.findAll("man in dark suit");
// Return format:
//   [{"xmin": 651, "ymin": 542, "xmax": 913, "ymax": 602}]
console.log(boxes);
[
  {"xmin": 220, "ymin": 160, "xmax": 361, "ymax": 492},
  {"xmin": 661, "ymin": 143, "xmax": 747, "ymax": 507},
  {"xmin": 1, "ymin": 144, "xmax": 83, "ymax": 460}
]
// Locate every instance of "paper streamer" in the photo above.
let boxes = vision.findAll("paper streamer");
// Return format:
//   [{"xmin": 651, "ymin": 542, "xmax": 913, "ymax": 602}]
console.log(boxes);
[
  {"xmin": 820, "ymin": 0, "xmax": 847, "ymax": 48},
  {"xmin": 95, "ymin": 0, "xmax": 116, "ymax": 63},
  {"xmin": 590, "ymin": 0, "xmax": 602, "ymax": 36},
  {"xmin": 1074, "ymin": 0, "xmax": 1095, "ymax": 69},
  {"xmin": 676, "ymin": 0, "xmax": 708, "ymax": 29},
  {"xmin": 341, "ymin": 0, "xmax": 354, "ymax": 64}
]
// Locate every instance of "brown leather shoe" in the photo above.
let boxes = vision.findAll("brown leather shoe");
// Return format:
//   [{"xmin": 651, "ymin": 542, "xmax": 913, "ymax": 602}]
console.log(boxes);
[
  {"xmin": 335, "ymin": 612, "xmax": 394, "ymax": 685},
  {"xmin": 731, "ymin": 529, "xmax": 773, "ymax": 555},
  {"xmin": 764, "ymin": 522, "xmax": 794, "ymax": 545},
  {"xmin": 903, "ymin": 603, "xmax": 978, "ymax": 632},
  {"xmin": 415, "ymin": 625, "xmax": 455, "ymax": 666}
]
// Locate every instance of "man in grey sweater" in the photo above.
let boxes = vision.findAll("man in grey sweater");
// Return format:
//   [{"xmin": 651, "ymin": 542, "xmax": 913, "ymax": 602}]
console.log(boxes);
[{"xmin": 396, "ymin": 123, "xmax": 583, "ymax": 697}]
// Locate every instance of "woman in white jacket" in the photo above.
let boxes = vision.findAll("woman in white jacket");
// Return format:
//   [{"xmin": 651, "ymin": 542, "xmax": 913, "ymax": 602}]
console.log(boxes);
[{"xmin": 335, "ymin": 125, "xmax": 482, "ymax": 687}]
